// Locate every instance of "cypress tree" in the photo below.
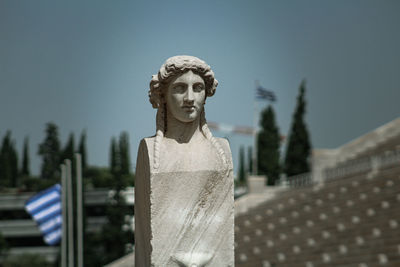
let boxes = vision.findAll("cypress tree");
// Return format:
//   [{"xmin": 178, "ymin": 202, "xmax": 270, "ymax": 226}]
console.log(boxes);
[
  {"xmin": 21, "ymin": 137, "xmax": 30, "ymax": 176},
  {"xmin": 101, "ymin": 183, "xmax": 132, "ymax": 264},
  {"xmin": 284, "ymin": 80, "xmax": 312, "ymax": 177},
  {"xmin": 38, "ymin": 122, "xmax": 61, "ymax": 180},
  {"xmin": 119, "ymin": 132, "xmax": 130, "ymax": 176},
  {"xmin": 257, "ymin": 105, "xmax": 281, "ymax": 185},
  {"xmin": 247, "ymin": 146, "xmax": 253, "ymax": 175},
  {"xmin": 0, "ymin": 131, "xmax": 19, "ymax": 187},
  {"xmin": 61, "ymin": 133, "xmax": 75, "ymax": 162},
  {"xmin": 78, "ymin": 130, "xmax": 87, "ymax": 172},
  {"xmin": 102, "ymin": 134, "xmax": 133, "ymax": 264},
  {"xmin": 0, "ymin": 133, "xmax": 11, "ymax": 187},
  {"xmin": 238, "ymin": 146, "xmax": 245, "ymax": 184},
  {"xmin": 10, "ymin": 140, "xmax": 19, "ymax": 187},
  {"xmin": 110, "ymin": 137, "xmax": 119, "ymax": 175}
]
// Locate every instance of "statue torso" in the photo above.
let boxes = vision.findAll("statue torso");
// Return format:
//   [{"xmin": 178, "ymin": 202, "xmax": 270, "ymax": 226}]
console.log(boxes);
[
  {"xmin": 137, "ymin": 136, "xmax": 234, "ymax": 266},
  {"xmin": 153, "ymin": 136, "xmax": 225, "ymax": 173}
]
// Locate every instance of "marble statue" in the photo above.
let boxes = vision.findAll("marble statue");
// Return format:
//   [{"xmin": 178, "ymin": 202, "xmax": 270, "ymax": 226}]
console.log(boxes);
[{"xmin": 135, "ymin": 56, "xmax": 234, "ymax": 266}]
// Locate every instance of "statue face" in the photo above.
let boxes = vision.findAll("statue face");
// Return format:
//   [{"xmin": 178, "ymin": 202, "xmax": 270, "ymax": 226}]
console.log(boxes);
[{"xmin": 166, "ymin": 70, "xmax": 206, "ymax": 123}]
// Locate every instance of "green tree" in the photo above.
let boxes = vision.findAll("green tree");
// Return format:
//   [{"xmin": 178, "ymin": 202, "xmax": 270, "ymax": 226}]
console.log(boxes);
[
  {"xmin": 110, "ymin": 137, "xmax": 119, "ymax": 175},
  {"xmin": 84, "ymin": 232, "xmax": 103, "ymax": 267},
  {"xmin": 238, "ymin": 146, "xmax": 245, "ymax": 184},
  {"xmin": 84, "ymin": 166, "xmax": 114, "ymax": 188},
  {"xmin": 38, "ymin": 123, "xmax": 61, "ymax": 180},
  {"xmin": 0, "ymin": 131, "xmax": 19, "ymax": 187},
  {"xmin": 78, "ymin": 130, "xmax": 88, "ymax": 173},
  {"xmin": 109, "ymin": 132, "xmax": 133, "ymax": 188},
  {"xmin": 247, "ymin": 146, "xmax": 253, "ymax": 175},
  {"xmin": 119, "ymin": 132, "xmax": 130, "ymax": 176},
  {"xmin": 0, "ymin": 232, "xmax": 8, "ymax": 257},
  {"xmin": 61, "ymin": 133, "xmax": 75, "ymax": 163},
  {"xmin": 10, "ymin": 140, "xmax": 18, "ymax": 187},
  {"xmin": 21, "ymin": 137, "xmax": 30, "ymax": 176},
  {"xmin": 100, "ymin": 133, "xmax": 134, "ymax": 265},
  {"xmin": 101, "ymin": 187, "xmax": 133, "ymax": 264},
  {"xmin": 257, "ymin": 105, "xmax": 281, "ymax": 185},
  {"xmin": 284, "ymin": 80, "xmax": 312, "ymax": 177},
  {"xmin": 3, "ymin": 253, "xmax": 52, "ymax": 267}
]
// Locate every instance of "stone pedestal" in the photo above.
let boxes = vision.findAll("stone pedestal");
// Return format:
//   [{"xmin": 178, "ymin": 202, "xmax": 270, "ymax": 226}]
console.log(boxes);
[
  {"xmin": 247, "ymin": 175, "xmax": 266, "ymax": 194},
  {"xmin": 135, "ymin": 138, "xmax": 234, "ymax": 267}
]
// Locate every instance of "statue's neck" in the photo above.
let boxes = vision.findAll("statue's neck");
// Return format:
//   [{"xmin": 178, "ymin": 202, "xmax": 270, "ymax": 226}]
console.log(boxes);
[{"xmin": 164, "ymin": 110, "xmax": 204, "ymax": 144}]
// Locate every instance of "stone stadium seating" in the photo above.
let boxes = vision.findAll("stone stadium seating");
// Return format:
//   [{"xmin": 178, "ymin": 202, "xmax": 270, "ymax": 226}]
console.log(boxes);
[
  {"xmin": 235, "ymin": 159, "xmax": 400, "ymax": 266},
  {"xmin": 355, "ymin": 135, "xmax": 400, "ymax": 160}
]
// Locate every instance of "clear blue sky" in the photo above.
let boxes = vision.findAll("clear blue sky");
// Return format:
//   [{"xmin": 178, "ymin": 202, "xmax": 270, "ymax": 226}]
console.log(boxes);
[{"xmin": 1, "ymin": 0, "xmax": 399, "ymax": 176}]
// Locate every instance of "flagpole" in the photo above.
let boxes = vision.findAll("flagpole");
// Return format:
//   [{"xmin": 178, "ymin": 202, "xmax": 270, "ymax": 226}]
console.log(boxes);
[
  {"xmin": 65, "ymin": 159, "xmax": 74, "ymax": 267},
  {"xmin": 75, "ymin": 153, "xmax": 84, "ymax": 267},
  {"xmin": 61, "ymin": 164, "xmax": 67, "ymax": 267},
  {"xmin": 253, "ymin": 80, "xmax": 259, "ymax": 175}
]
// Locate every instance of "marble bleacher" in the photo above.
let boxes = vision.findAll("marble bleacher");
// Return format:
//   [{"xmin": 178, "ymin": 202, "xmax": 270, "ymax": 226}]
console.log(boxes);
[{"xmin": 235, "ymin": 156, "xmax": 400, "ymax": 266}]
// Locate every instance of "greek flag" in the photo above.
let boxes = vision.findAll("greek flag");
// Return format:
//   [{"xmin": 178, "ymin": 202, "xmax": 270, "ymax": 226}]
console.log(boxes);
[
  {"xmin": 256, "ymin": 86, "xmax": 276, "ymax": 102},
  {"xmin": 25, "ymin": 184, "xmax": 62, "ymax": 245}
]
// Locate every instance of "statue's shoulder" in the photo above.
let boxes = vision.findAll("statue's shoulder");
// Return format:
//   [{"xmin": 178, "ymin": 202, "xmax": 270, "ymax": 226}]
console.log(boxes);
[
  {"xmin": 215, "ymin": 137, "xmax": 229, "ymax": 149},
  {"xmin": 136, "ymin": 136, "xmax": 158, "ymax": 171},
  {"xmin": 215, "ymin": 137, "xmax": 232, "ymax": 159},
  {"xmin": 137, "ymin": 136, "xmax": 156, "ymax": 160},
  {"xmin": 141, "ymin": 136, "xmax": 155, "ymax": 147}
]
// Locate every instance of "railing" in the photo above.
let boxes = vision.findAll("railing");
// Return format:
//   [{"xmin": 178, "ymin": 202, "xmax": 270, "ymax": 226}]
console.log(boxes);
[
  {"xmin": 380, "ymin": 149, "xmax": 400, "ymax": 168},
  {"xmin": 325, "ymin": 156, "xmax": 372, "ymax": 180},
  {"xmin": 276, "ymin": 172, "xmax": 313, "ymax": 188},
  {"xmin": 325, "ymin": 148, "xmax": 400, "ymax": 180},
  {"xmin": 277, "ymin": 148, "xmax": 400, "ymax": 188}
]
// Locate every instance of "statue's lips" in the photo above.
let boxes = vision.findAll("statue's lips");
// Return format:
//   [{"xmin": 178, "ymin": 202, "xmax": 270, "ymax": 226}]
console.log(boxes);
[{"xmin": 182, "ymin": 106, "xmax": 195, "ymax": 112}]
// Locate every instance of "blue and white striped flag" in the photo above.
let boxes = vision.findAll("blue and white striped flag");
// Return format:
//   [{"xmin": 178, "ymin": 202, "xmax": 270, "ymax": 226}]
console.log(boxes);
[
  {"xmin": 25, "ymin": 184, "xmax": 62, "ymax": 245},
  {"xmin": 256, "ymin": 86, "xmax": 277, "ymax": 102}
]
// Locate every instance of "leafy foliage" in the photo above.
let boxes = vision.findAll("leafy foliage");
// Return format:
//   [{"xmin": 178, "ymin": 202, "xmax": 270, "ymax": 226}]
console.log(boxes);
[
  {"xmin": 257, "ymin": 105, "xmax": 281, "ymax": 185},
  {"xmin": 3, "ymin": 253, "xmax": 52, "ymax": 267},
  {"xmin": 238, "ymin": 146, "xmax": 246, "ymax": 184},
  {"xmin": 38, "ymin": 123, "xmax": 61, "ymax": 180},
  {"xmin": 78, "ymin": 130, "xmax": 88, "ymax": 173},
  {"xmin": 284, "ymin": 80, "xmax": 312, "ymax": 176},
  {"xmin": 21, "ymin": 137, "xmax": 30, "ymax": 176},
  {"xmin": 84, "ymin": 166, "xmax": 114, "ymax": 188},
  {"xmin": 0, "ymin": 125, "xmax": 135, "ymax": 266},
  {"xmin": 21, "ymin": 176, "xmax": 56, "ymax": 192},
  {"xmin": 101, "ymin": 190, "xmax": 133, "ymax": 264},
  {"xmin": 99, "ymin": 132, "xmax": 134, "ymax": 265},
  {"xmin": 247, "ymin": 146, "xmax": 253, "ymax": 175},
  {"xmin": 110, "ymin": 137, "xmax": 119, "ymax": 176},
  {"xmin": 119, "ymin": 132, "xmax": 130, "ymax": 176},
  {"xmin": 61, "ymin": 132, "xmax": 75, "ymax": 164},
  {"xmin": 0, "ymin": 131, "xmax": 19, "ymax": 187},
  {"xmin": 0, "ymin": 232, "xmax": 8, "ymax": 256}
]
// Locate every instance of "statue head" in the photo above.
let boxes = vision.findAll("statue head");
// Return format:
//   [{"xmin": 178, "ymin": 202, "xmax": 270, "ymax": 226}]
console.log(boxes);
[
  {"xmin": 148, "ymin": 55, "xmax": 227, "ymax": 170},
  {"xmin": 149, "ymin": 55, "xmax": 218, "ymax": 110}
]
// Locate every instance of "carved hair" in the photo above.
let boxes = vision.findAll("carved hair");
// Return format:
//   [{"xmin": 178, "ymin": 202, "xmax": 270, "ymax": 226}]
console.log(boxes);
[{"xmin": 149, "ymin": 55, "xmax": 228, "ymax": 170}]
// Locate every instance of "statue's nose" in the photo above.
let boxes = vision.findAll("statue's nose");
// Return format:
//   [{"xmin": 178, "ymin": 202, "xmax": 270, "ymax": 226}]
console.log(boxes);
[{"xmin": 184, "ymin": 87, "xmax": 195, "ymax": 102}]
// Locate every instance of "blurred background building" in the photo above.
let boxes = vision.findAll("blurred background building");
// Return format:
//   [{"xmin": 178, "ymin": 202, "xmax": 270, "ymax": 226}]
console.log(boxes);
[
  {"xmin": 235, "ymin": 117, "xmax": 400, "ymax": 266},
  {"xmin": 0, "ymin": 188, "xmax": 134, "ymax": 265}
]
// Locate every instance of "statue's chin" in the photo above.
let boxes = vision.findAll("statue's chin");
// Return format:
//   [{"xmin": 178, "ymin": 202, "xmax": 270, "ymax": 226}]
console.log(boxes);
[{"xmin": 175, "ymin": 114, "xmax": 199, "ymax": 123}]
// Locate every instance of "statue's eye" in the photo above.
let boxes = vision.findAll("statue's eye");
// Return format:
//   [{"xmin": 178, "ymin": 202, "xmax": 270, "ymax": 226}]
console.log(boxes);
[
  {"xmin": 173, "ymin": 84, "xmax": 185, "ymax": 93},
  {"xmin": 193, "ymin": 83, "xmax": 204, "ymax": 92}
]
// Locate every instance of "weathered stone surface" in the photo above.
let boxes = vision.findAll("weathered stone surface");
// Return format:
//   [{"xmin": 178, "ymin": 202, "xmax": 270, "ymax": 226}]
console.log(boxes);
[
  {"xmin": 135, "ymin": 56, "xmax": 234, "ymax": 266},
  {"xmin": 136, "ymin": 138, "xmax": 233, "ymax": 266}
]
